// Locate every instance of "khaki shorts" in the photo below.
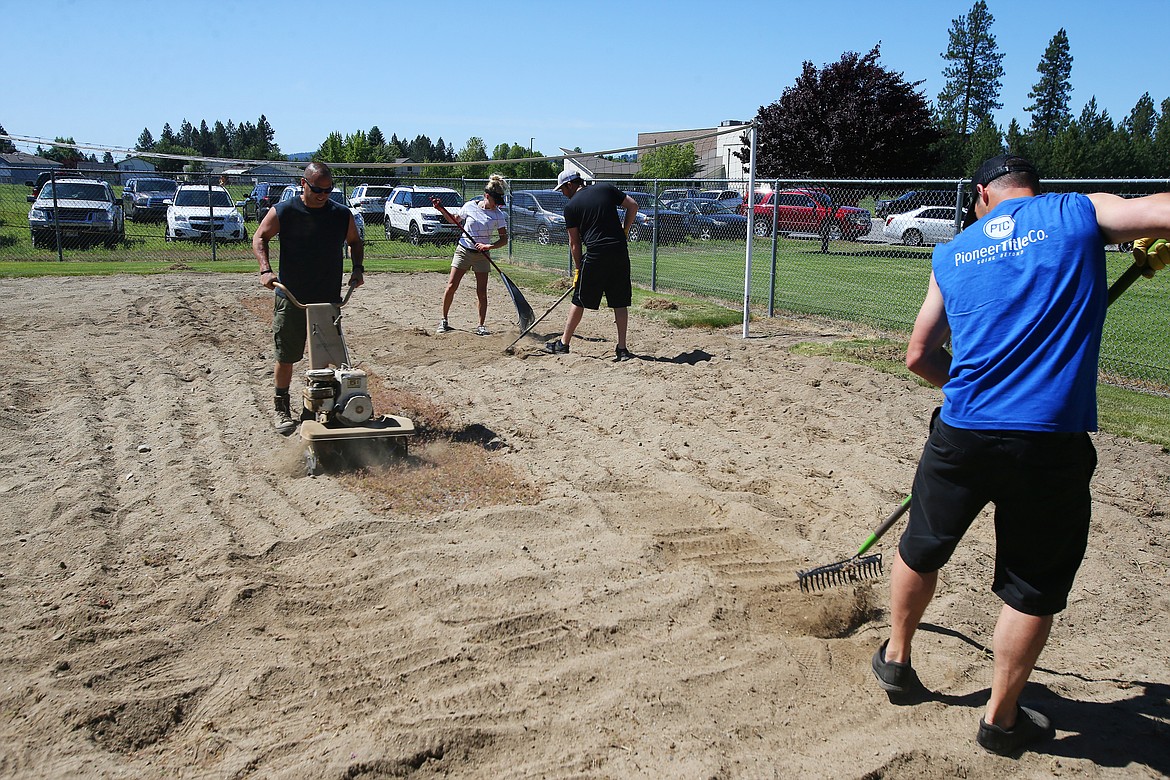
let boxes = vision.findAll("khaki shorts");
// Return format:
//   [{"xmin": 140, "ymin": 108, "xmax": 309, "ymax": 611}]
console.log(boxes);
[
  {"xmin": 273, "ymin": 295, "xmax": 307, "ymax": 364},
  {"xmin": 452, "ymin": 244, "xmax": 491, "ymax": 274}
]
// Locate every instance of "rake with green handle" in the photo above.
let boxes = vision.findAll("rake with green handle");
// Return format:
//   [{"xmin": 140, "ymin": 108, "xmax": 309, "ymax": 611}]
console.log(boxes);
[{"xmin": 797, "ymin": 260, "xmax": 1145, "ymax": 592}]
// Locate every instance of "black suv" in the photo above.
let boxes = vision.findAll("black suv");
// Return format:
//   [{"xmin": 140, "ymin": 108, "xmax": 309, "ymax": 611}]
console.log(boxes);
[
  {"xmin": 241, "ymin": 181, "xmax": 292, "ymax": 222},
  {"xmin": 873, "ymin": 189, "xmax": 957, "ymax": 219}
]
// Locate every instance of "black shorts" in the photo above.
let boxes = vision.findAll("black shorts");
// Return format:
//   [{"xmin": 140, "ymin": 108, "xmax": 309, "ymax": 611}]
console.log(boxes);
[
  {"xmin": 573, "ymin": 251, "xmax": 632, "ymax": 310},
  {"xmin": 899, "ymin": 412, "xmax": 1096, "ymax": 616}
]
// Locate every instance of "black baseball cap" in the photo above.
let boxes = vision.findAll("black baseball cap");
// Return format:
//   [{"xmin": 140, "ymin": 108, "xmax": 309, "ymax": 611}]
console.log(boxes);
[{"xmin": 963, "ymin": 154, "xmax": 1039, "ymax": 229}]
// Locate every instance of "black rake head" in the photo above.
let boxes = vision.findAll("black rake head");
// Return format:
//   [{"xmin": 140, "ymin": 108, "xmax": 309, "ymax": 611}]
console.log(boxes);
[{"xmin": 797, "ymin": 553, "xmax": 884, "ymax": 593}]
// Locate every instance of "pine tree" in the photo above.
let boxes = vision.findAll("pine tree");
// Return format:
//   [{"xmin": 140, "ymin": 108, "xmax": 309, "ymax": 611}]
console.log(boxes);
[
  {"xmin": 136, "ymin": 127, "xmax": 156, "ymax": 151},
  {"xmin": 1123, "ymin": 92, "xmax": 1157, "ymax": 140},
  {"xmin": 178, "ymin": 120, "xmax": 195, "ymax": 148},
  {"xmin": 197, "ymin": 120, "xmax": 213, "ymax": 156},
  {"xmin": 368, "ymin": 126, "xmax": 386, "ymax": 149},
  {"xmin": 965, "ymin": 116, "xmax": 1004, "ymax": 173},
  {"xmin": 1153, "ymin": 98, "xmax": 1170, "ymax": 177},
  {"xmin": 1121, "ymin": 92, "xmax": 1158, "ymax": 175},
  {"xmin": 212, "ymin": 121, "xmax": 231, "ymax": 157},
  {"xmin": 937, "ymin": 0, "xmax": 1004, "ymax": 136},
  {"xmin": 256, "ymin": 115, "xmax": 279, "ymax": 158},
  {"xmin": 1025, "ymin": 28, "xmax": 1073, "ymax": 139},
  {"xmin": 0, "ymin": 123, "xmax": 15, "ymax": 153}
]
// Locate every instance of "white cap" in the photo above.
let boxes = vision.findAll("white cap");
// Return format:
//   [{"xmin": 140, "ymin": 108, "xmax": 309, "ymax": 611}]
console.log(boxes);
[{"xmin": 555, "ymin": 170, "xmax": 582, "ymax": 191}]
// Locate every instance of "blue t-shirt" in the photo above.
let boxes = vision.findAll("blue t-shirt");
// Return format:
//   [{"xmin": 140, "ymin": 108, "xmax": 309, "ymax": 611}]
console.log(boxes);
[{"xmin": 932, "ymin": 192, "xmax": 1107, "ymax": 432}]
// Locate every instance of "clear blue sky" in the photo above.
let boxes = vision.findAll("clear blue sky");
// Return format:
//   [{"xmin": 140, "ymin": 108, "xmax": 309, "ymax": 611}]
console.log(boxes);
[{"xmin": 6, "ymin": 0, "xmax": 1168, "ymax": 160}]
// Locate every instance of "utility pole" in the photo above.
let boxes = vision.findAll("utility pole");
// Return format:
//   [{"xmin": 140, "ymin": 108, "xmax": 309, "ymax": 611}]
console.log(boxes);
[{"xmin": 529, "ymin": 137, "xmax": 534, "ymax": 179}]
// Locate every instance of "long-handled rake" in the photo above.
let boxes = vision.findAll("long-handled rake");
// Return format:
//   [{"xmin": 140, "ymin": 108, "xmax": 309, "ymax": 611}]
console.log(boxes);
[
  {"xmin": 797, "ymin": 496, "xmax": 910, "ymax": 592},
  {"xmin": 797, "ymin": 261, "xmax": 1146, "ymax": 593},
  {"xmin": 430, "ymin": 197, "xmax": 536, "ymax": 332},
  {"xmin": 504, "ymin": 285, "xmax": 574, "ymax": 354}
]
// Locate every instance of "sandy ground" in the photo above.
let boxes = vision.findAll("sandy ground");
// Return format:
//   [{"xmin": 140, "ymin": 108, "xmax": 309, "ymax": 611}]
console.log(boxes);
[{"xmin": 0, "ymin": 271, "xmax": 1167, "ymax": 779}]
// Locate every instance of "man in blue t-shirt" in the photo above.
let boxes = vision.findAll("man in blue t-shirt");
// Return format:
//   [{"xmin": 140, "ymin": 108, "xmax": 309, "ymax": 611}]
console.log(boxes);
[
  {"xmin": 544, "ymin": 170, "xmax": 640, "ymax": 362},
  {"xmin": 252, "ymin": 161, "xmax": 364, "ymax": 434},
  {"xmin": 871, "ymin": 154, "xmax": 1170, "ymax": 756}
]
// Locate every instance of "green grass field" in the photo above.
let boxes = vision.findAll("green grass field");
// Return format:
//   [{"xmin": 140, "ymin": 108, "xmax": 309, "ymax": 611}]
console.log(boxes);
[{"xmin": 3, "ymin": 179, "xmax": 1166, "ymax": 387}]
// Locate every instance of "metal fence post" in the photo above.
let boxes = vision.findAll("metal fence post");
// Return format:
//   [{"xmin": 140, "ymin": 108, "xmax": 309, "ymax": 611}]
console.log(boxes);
[
  {"xmin": 208, "ymin": 173, "xmax": 217, "ymax": 262},
  {"xmin": 768, "ymin": 178, "xmax": 779, "ymax": 318},
  {"xmin": 50, "ymin": 170, "xmax": 63, "ymax": 262},
  {"xmin": 953, "ymin": 180, "xmax": 965, "ymax": 234},
  {"xmin": 650, "ymin": 180, "xmax": 659, "ymax": 292},
  {"xmin": 742, "ymin": 125, "xmax": 757, "ymax": 338}
]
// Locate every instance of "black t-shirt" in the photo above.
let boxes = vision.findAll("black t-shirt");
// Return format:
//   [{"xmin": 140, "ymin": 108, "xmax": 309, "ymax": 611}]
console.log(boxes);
[
  {"xmin": 563, "ymin": 183, "xmax": 628, "ymax": 259},
  {"xmin": 273, "ymin": 197, "xmax": 352, "ymax": 303}
]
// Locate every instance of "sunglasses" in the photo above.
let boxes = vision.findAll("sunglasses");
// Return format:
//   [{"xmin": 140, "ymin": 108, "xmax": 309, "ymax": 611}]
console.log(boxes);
[{"xmin": 303, "ymin": 179, "xmax": 332, "ymax": 194}]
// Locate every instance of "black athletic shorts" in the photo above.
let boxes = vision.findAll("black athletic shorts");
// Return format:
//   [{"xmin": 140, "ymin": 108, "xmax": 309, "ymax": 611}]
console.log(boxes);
[
  {"xmin": 899, "ymin": 411, "xmax": 1096, "ymax": 616},
  {"xmin": 573, "ymin": 252, "xmax": 632, "ymax": 310}
]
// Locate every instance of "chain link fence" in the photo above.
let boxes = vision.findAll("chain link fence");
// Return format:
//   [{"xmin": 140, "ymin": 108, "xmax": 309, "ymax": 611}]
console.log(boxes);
[{"xmin": 1, "ymin": 166, "xmax": 1165, "ymax": 391}]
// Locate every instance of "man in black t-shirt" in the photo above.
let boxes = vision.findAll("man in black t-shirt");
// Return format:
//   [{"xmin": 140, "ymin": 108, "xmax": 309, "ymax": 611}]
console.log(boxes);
[
  {"xmin": 545, "ymin": 170, "xmax": 640, "ymax": 361},
  {"xmin": 253, "ymin": 161, "xmax": 364, "ymax": 434}
]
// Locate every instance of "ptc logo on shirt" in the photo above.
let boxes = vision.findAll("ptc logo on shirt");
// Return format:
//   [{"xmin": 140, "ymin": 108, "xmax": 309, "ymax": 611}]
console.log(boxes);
[{"xmin": 983, "ymin": 215, "xmax": 1015, "ymax": 240}]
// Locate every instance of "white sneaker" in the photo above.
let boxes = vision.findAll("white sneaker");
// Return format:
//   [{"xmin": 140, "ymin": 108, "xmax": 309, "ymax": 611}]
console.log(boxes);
[
  {"xmin": 475, "ymin": 325, "xmax": 490, "ymax": 336},
  {"xmin": 436, "ymin": 318, "xmax": 451, "ymax": 334}
]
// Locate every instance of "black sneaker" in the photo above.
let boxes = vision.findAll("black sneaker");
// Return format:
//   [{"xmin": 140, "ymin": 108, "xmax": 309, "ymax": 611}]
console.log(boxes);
[
  {"xmin": 977, "ymin": 706, "xmax": 1055, "ymax": 757},
  {"xmin": 274, "ymin": 395, "xmax": 296, "ymax": 436},
  {"xmin": 872, "ymin": 640, "xmax": 919, "ymax": 694},
  {"xmin": 545, "ymin": 339, "xmax": 569, "ymax": 354},
  {"xmin": 614, "ymin": 346, "xmax": 634, "ymax": 362}
]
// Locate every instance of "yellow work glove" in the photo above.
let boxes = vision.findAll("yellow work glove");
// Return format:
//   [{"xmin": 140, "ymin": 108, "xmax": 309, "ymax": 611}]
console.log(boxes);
[
  {"xmin": 1133, "ymin": 237, "xmax": 1169, "ymax": 276},
  {"xmin": 572, "ymin": 265, "xmax": 580, "ymax": 286}
]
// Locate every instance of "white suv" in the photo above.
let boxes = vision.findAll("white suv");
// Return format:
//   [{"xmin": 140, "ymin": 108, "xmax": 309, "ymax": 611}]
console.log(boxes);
[
  {"xmin": 383, "ymin": 186, "xmax": 463, "ymax": 245},
  {"xmin": 165, "ymin": 184, "xmax": 247, "ymax": 242},
  {"xmin": 348, "ymin": 184, "xmax": 395, "ymax": 224},
  {"xmin": 28, "ymin": 177, "xmax": 125, "ymax": 249}
]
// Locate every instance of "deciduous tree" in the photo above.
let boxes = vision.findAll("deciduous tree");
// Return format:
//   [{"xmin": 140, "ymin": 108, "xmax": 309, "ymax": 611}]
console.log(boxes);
[
  {"xmin": 42, "ymin": 137, "xmax": 84, "ymax": 168},
  {"xmin": 738, "ymin": 45, "xmax": 939, "ymax": 177},
  {"xmin": 637, "ymin": 143, "xmax": 699, "ymax": 179}
]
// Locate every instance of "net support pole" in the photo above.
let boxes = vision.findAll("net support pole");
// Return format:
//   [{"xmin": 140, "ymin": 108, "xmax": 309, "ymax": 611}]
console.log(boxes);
[{"xmin": 742, "ymin": 125, "xmax": 757, "ymax": 338}]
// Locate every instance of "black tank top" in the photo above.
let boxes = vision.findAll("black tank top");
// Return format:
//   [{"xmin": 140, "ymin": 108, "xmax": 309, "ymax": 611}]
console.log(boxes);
[{"xmin": 274, "ymin": 196, "xmax": 351, "ymax": 303}]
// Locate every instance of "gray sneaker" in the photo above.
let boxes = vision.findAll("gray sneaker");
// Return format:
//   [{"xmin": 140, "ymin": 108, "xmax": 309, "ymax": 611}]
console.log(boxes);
[
  {"xmin": 977, "ymin": 706, "xmax": 1055, "ymax": 756},
  {"xmin": 274, "ymin": 395, "xmax": 296, "ymax": 436},
  {"xmin": 872, "ymin": 640, "xmax": 921, "ymax": 694},
  {"xmin": 475, "ymin": 325, "xmax": 490, "ymax": 336},
  {"xmin": 436, "ymin": 318, "xmax": 451, "ymax": 334}
]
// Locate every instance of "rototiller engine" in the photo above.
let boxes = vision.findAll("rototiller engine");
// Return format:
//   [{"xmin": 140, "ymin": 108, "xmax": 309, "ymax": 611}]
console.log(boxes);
[{"xmin": 273, "ymin": 281, "xmax": 414, "ymax": 473}]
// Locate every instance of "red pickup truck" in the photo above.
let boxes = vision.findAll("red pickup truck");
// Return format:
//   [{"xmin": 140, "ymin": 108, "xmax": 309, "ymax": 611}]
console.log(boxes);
[{"xmin": 740, "ymin": 188, "xmax": 872, "ymax": 240}]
